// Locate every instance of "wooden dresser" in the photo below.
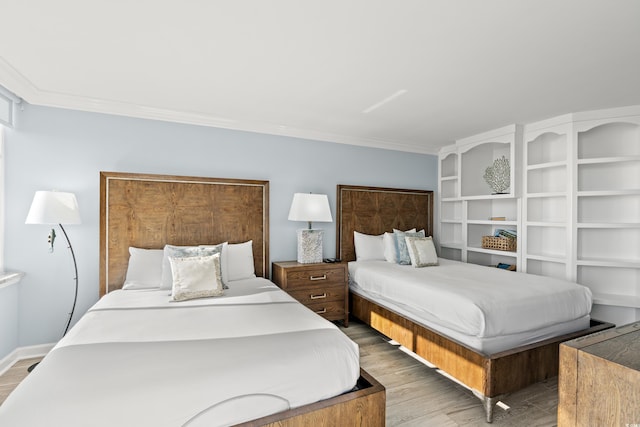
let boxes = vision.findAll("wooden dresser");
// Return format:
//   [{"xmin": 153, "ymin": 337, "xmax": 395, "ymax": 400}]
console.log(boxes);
[
  {"xmin": 272, "ymin": 261, "xmax": 349, "ymax": 326},
  {"xmin": 558, "ymin": 321, "xmax": 640, "ymax": 426}
]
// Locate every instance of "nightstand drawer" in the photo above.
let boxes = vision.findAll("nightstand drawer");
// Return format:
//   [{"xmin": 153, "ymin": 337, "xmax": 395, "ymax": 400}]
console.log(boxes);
[
  {"xmin": 287, "ymin": 284, "xmax": 345, "ymax": 306},
  {"xmin": 303, "ymin": 300, "xmax": 346, "ymax": 320},
  {"xmin": 285, "ymin": 266, "xmax": 344, "ymax": 287}
]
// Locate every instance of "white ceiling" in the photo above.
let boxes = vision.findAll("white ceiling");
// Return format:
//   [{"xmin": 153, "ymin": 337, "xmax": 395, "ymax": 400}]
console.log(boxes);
[{"xmin": 1, "ymin": 1, "xmax": 640, "ymax": 154}]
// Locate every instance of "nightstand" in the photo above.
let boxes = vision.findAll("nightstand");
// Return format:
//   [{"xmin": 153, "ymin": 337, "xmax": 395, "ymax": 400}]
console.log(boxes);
[{"xmin": 272, "ymin": 261, "xmax": 349, "ymax": 327}]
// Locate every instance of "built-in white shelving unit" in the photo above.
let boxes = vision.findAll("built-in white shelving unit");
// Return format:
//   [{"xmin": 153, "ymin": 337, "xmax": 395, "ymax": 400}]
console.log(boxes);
[
  {"xmin": 573, "ymin": 111, "xmax": 640, "ymax": 326},
  {"xmin": 438, "ymin": 105, "xmax": 640, "ymax": 326},
  {"xmin": 522, "ymin": 116, "xmax": 572, "ymax": 281},
  {"xmin": 438, "ymin": 125, "xmax": 521, "ymax": 269},
  {"xmin": 438, "ymin": 145, "xmax": 463, "ymax": 261}
]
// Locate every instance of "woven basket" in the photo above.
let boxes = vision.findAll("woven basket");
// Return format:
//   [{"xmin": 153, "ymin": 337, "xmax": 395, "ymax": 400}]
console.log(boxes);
[{"xmin": 481, "ymin": 236, "xmax": 516, "ymax": 252}]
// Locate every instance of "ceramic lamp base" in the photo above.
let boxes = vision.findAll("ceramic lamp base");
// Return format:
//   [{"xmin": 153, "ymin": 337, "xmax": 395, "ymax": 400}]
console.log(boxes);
[{"xmin": 297, "ymin": 229, "xmax": 323, "ymax": 264}]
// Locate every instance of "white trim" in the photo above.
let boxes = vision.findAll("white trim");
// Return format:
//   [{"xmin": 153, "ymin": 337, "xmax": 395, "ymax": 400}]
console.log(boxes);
[
  {"xmin": 0, "ymin": 343, "xmax": 55, "ymax": 377},
  {"xmin": 0, "ymin": 271, "xmax": 24, "ymax": 290},
  {"xmin": 0, "ymin": 129, "xmax": 4, "ymax": 271}
]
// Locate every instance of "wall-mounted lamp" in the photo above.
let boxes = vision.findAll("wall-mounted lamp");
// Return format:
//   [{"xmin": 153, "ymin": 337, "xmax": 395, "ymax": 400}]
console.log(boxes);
[{"xmin": 25, "ymin": 190, "xmax": 81, "ymax": 370}]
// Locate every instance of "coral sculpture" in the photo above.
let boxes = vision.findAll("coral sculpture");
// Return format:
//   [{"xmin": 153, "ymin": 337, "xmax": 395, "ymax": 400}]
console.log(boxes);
[{"xmin": 483, "ymin": 156, "xmax": 510, "ymax": 194}]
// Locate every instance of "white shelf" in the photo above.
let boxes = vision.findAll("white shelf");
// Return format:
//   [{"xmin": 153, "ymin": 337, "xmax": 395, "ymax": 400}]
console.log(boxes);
[
  {"xmin": 525, "ymin": 192, "xmax": 567, "ymax": 199},
  {"xmin": 592, "ymin": 293, "xmax": 640, "ymax": 309},
  {"xmin": 527, "ymin": 160, "xmax": 568, "ymax": 170},
  {"xmin": 526, "ymin": 221, "xmax": 566, "ymax": 228},
  {"xmin": 441, "ymin": 219, "xmax": 462, "ymax": 224},
  {"xmin": 440, "ymin": 175, "xmax": 458, "ymax": 181},
  {"xmin": 461, "ymin": 194, "xmax": 515, "ymax": 201},
  {"xmin": 577, "ymin": 222, "xmax": 640, "ymax": 229},
  {"xmin": 467, "ymin": 220, "xmax": 517, "ymax": 226},
  {"xmin": 577, "ymin": 189, "xmax": 640, "ymax": 197},
  {"xmin": 577, "ymin": 258, "xmax": 640, "ymax": 268},
  {"xmin": 440, "ymin": 242, "xmax": 463, "ymax": 249},
  {"xmin": 466, "ymin": 246, "xmax": 517, "ymax": 257},
  {"xmin": 525, "ymin": 253, "xmax": 566, "ymax": 263},
  {"xmin": 577, "ymin": 155, "xmax": 640, "ymax": 165},
  {"xmin": 441, "ymin": 197, "xmax": 460, "ymax": 202}
]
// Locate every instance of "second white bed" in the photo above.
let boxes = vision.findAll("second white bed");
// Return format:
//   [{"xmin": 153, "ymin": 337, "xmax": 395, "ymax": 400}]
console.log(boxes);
[{"xmin": 349, "ymin": 258, "xmax": 593, "ymax": 354}]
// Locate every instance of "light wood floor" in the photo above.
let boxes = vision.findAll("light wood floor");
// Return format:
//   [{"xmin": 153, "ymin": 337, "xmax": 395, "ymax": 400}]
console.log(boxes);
[
  {"xmin": 339, "ymin": 319, "xmax": 558, "ymax": 426},
  {"xmin": 0, "ymin": 321, "xmax": 557, "ymax": 426}
]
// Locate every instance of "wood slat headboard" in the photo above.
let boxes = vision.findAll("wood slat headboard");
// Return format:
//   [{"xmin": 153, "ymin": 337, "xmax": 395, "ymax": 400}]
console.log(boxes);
[
  {"xmin": 336, "ymin": 184, "xmax": 434, "ymax": 262},
  {"xmin": 99, "ymin": 171, "xmax": 269, "ymax": 296}
]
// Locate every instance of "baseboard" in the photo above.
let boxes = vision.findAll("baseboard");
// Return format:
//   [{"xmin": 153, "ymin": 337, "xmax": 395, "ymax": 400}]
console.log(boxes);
[{"xmin": 0, "ymin": 343, "xmax": 55, "ymax": 376}]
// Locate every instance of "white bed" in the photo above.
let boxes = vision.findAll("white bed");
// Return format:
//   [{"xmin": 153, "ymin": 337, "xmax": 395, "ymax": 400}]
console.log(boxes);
[
  {"xmin": 0, "ymin": 278, "xmax": 360, "ymax": 426},
  {"xmin": 349, "ymin": 258, "xmax": 593, "ymax": 354},
  {"xmin": 337, "ymin": 184, "xmax": 612, "ymax": 422},
  {"xmin": 0, "ymin": 173, "xmax": 387, "ymax": 427}
]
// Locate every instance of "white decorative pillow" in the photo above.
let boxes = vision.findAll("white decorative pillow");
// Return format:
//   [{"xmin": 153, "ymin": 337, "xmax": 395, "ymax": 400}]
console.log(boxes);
[
  {"xmin": 383, "ymin": 228, "xmax": 416, "ymax": 263},
  {"xmin": 169, "ymin": 253, "xmax": 224, "ymax": 301},
  {"xmin": 122, "ymin": 247, "xmax": 164, "ymax": 290},
  {"xmin": 200, "ymin": 242, "xmax": 229, "ymax": 286},
  {"xmin": 405, "ymin": 236, "xmax": 439, "ymax": 267},
  {"xmin": 226, "ymin": 240, "xmax": 256, "ymax": 281},
  {"xmin": 354, "ymin": 231, "xmax": 384, "ymax": 261},
  {"xmin": 160, "ymin": 244, "xmax": 224, "ymax": 290},
  {"xmin": 394, "ymin": 229, "xmax": 425, "ymax": 265}
]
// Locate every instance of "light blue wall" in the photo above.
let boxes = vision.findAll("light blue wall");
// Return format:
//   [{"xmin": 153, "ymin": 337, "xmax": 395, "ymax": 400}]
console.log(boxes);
[{"xmin": 1, "ymin": 103, "xmax": 437, "ymax": 358}]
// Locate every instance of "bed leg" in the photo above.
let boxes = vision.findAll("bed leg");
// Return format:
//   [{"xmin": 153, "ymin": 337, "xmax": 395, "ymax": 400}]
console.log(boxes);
[
  {"xmin": 482, "ymin": 396, "xmax": 497, "ymax": 423},
  {"xmin": 472, "ymin": 390, "xmax": 499, "ymax": 423}
]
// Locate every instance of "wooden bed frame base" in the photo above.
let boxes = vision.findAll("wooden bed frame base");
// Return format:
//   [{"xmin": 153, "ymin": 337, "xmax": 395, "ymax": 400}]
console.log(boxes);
[
  {"xmin": 237, "ymin": 369, "xmax": 385, "ymax": 427},
  {"xmin": 351, "ymin": 291, "xmax": 613, "ymax": 423}
]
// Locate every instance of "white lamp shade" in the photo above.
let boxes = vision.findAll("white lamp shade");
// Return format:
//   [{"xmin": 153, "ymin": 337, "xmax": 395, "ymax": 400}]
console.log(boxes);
[
  {"xmin": 25, "ymin": 191, "xmax": 81, "ymax": 225},
  {"xmin": 288, "ymin": 193, "xmax": 333, "ymax": 223}
]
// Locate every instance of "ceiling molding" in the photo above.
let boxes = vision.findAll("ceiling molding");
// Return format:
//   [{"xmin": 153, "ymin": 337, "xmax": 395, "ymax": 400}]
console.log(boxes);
[{"xmin": 0, "ymin": 58, "xmax": 436, "ymax": 155}]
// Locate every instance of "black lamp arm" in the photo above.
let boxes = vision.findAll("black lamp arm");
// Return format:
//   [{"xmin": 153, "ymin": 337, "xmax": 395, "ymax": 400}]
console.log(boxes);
[{"xmin": 58, "ymin": 223, "xmax": 78, "ymax": 337}]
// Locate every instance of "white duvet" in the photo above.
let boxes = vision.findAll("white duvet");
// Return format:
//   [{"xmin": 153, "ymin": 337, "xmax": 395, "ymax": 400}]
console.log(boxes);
[
  {"xmin": 349, "ymin": 259, "xmax": 592, "ymax": 339},
  {"xmin": 0, "ymin": 278, "xmax": 360, "ymax": 427}
]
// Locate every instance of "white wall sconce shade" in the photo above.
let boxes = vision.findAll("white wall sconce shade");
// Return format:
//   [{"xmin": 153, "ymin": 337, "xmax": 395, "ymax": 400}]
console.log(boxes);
[{"xmin": 25, "ymin": 191, "xmax": 81, "ymax": 225}]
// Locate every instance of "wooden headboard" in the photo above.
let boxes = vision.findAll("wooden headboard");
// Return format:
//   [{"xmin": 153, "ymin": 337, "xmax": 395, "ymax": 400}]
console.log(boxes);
[
  {"xmin": 99, "ymin": 171, "xmax": 269, "ymax": 296},
  {"xmin": 336, "ymin": 184, "xmax": 434, "ymax": 262}
]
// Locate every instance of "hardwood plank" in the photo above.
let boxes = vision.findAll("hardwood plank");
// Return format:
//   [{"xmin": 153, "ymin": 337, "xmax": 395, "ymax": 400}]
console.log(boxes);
[{"xmin": 340, "ymin": 319, "xmax": 559, "ymax": 426}]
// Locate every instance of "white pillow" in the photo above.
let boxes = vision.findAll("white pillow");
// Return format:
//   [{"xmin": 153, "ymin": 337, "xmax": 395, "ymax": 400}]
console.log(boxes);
[
  {"xmin": 383, "ymin": 228, "xmax": 416, "ymax": 263},
  {"xmin": 122, "ymin": 247, "xmax": 164, "ymax": 290},
  {"xmin": 169, "ymin": 253, "xmax": 224, "ymax": 301},
  {"xmin": 200, "ymin": 242, "xmax": 229, "ymax": 286},
  {"xmin": 354, "ymin": 231, "xmax": 384, "ymax": 261},
  {"xmin": 160, "ymin": 243, "xmax": 224, "ymax": 290},
  {"xmin": 226, "ymin": 240, "xmax": 256, "ymax": 281},
  {"xmin": 405, "ymin": 236, "xmax": 439, "ymax": 267}
]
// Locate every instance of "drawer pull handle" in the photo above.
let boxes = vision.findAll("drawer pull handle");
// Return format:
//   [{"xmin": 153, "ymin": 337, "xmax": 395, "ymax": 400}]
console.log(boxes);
[
  {"xmin": 309, "ymin": 274, "xmax": 327, "ymax": 281},
  {"xmin": 310, "ymin": 293, "xmax": 327, "ymax": 300},
  {"xmin": 315, "ymin": 308, "xmax": 327, "ymax": 314}
]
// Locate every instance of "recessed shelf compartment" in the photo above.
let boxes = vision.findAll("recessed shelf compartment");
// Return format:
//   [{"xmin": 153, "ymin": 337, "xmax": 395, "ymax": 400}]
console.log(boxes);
[
  {"xmin": 461, "ymin": 142, "xmax": 512, "ymax": 197},
  {"xmin": 577, "ymin": 228, "xmax": 640, "ymax": 263},
  {"xmin": 527, "ymin": 195, "xmax": 567, "ymax": 223},
  {"xmin": 441, "ymin": 152, "xmax": 458, "ymax": 177},
  {"xmin": 467, "ymin": 198, "xmax": 517, "ymax": 222},
  {"xmin": 577, "ymin": 265, "xmax": 640, "ymax": 306},
  {"xmin": 526, "ymin": 259, "xmax": 567, "ymax": 280},
  {"xmin": 526, "ymin": 225, "xmax": 566, "ymax": 258},
  {"xmin": 578, "ymin": 194, "xmax": 640, "ymax": 224},
  {"xmin": 440, "ymin": 247, "xmax": 462, "ymax": 262},
  {"xmin": 466, "ymin": 251, "xmax": 517, "ymax": 268},
  {"xmin": 441, "ymin": 178, "xmax": 458, "ymax": 199},
  {"xmin": 578, "ymin": 160, "xmax": 640, "ymax": 192},
  {"xmin": 578, "ymin": 122, "xmax": 640, "ymax": 159},
  {"xmin": 527, "ymin": 131, "xmax": 567, "ymax": 165},
  {"xmin": 527, "ymin": 166, "xmax": 567, "ymax": 194}
]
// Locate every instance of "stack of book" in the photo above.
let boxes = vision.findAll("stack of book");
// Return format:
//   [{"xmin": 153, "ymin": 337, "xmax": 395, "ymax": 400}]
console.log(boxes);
[{"xmin": 494, "ymin": 228, "xmax": 517, "ymax": 239}]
